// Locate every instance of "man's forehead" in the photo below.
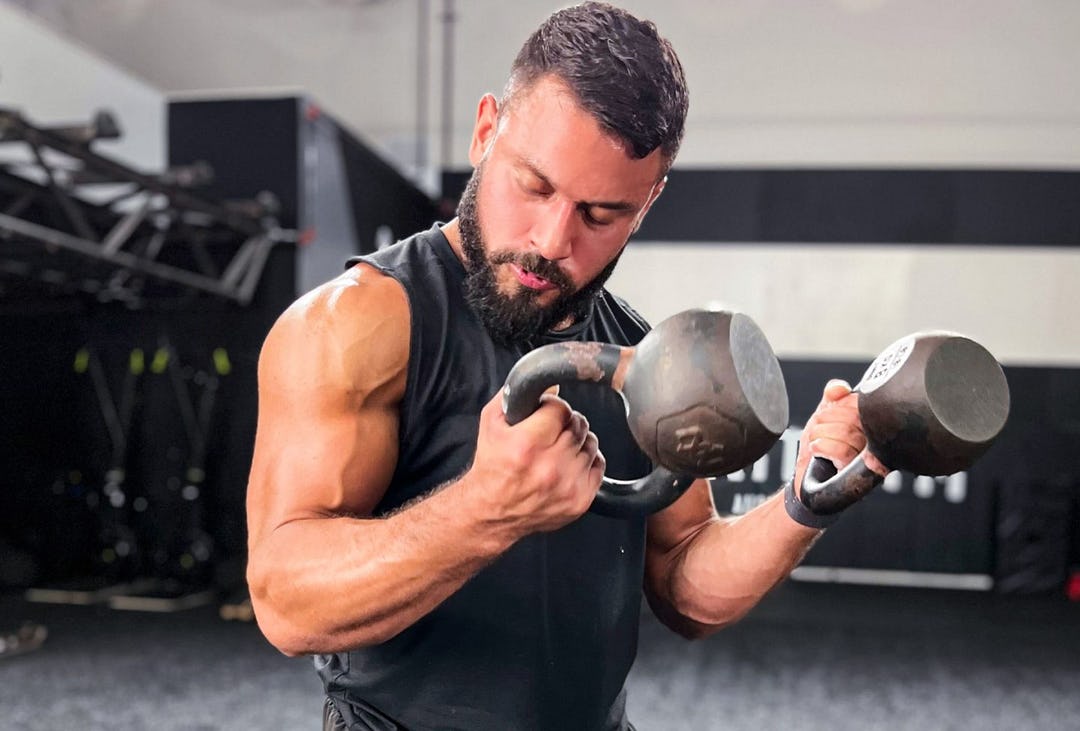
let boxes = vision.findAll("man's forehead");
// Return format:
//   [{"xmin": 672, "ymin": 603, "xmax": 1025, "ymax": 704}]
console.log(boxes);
[
  {"xmin": 494, "ymin": 77, "xmax": 665, "ymax": 189},
  {"xmin": 499, "ymin": 76, "xmax": 626, "ymax": 150}
]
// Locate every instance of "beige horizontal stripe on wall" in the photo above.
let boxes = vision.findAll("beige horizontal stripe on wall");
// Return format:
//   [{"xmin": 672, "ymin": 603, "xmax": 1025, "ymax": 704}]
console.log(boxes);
[{"xmin": 609, "ymin": 242, "xmax": 1080, "ymax": 367}]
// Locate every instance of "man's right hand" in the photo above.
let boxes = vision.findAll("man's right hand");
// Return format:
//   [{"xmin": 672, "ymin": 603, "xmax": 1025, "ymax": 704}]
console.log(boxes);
[{"xmin": 464, "ymin": 389, "xmax": 606, "ymax": 538}]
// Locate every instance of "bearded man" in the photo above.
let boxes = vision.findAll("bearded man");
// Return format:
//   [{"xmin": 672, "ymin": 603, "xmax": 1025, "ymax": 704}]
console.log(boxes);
[{"xmin": 246, "ymin": 4, "xmax": 880, "ymax": 729}]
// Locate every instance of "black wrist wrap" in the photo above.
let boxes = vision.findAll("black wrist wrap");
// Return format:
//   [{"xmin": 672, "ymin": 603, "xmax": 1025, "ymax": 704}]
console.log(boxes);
[{"xmin": 783, "ymin": 480, "xmax": 840, "ymax": 530}]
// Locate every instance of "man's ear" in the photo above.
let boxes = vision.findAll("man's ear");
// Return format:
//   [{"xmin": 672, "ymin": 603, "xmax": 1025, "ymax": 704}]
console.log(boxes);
[
  {"xmin": 468, "ymin": 94, "xmax": 500, "ymax": 167},
  {"xmin": 632, "ymin": 176, "xmax": 667, "ymax": 234}
]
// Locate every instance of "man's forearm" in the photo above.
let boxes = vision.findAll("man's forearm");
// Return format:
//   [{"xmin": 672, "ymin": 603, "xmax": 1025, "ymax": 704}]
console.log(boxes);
[
  {"xmin": 248, "ymin": 476, "xmax": 514, "ymax": 656},
  {"xmin": 652, "ymin": 487, "xmax": 821, "ymax": 638}
]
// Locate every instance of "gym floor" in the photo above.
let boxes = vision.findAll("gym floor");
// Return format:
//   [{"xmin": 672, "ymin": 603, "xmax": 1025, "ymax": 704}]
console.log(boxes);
[{"xmin": 1, "ymin": 581, "xmax": 1078, "ymax": 730}]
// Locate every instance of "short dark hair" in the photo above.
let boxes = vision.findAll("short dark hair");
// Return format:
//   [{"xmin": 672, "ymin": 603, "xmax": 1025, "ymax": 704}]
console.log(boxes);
[{"xmin": 505, "ymin": 1, "xmax": 689, "ymax": 171}]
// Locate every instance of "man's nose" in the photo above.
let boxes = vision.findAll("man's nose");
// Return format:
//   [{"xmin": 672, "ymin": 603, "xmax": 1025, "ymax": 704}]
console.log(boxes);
[{"xmin": 531, "ymin": 198, "xmax": 575, "ymax": 261}]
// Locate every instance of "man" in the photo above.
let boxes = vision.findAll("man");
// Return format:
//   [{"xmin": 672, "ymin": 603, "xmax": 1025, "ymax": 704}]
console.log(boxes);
[{"xmin": 246, "ymin": 3, "xmax": 886, "ymax": 729}]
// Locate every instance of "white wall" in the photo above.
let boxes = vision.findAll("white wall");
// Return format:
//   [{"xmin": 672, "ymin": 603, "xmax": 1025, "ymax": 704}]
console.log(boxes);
[
  {"xmin": 0, "ymin": 2, "xmax": 165, "ymax": 171},
  {"xmin": 635, "ymin": 0, "xmax": 1080, "ymax": 169},
  {"xmin": 9, "ymin": 0, "xmax": 1080, "ymax": 170},
  {"xmin": 5, "ymin": 0, "xmax": 1078, "ymax": 365},
  {"xmin": 452, "ymin": 0, "xmax": 1080, "ymax": 169}
]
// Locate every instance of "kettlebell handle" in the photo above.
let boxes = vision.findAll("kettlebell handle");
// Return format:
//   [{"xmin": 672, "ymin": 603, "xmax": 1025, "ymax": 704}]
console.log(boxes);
[
  {"xmin": 502, "ymin": 341, "xmax": 696, "ymax": 519},
  {"xmin": 799, "ymin": 455, "xmax": 882, "ymax": 515}
]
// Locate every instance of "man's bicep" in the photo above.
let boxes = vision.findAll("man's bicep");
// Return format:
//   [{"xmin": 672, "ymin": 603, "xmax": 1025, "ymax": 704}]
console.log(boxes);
[
  {"xmin": 247, "ymin": 270, "xmax": 409, "ymax": 546},
  {"xmin": 250, "ymin": 393, "xmax": 400, "ymax": 529},
  {"xmin": 646, "ymin": 479, "xmax": 716, "ymax": 554},
  {"xmin": 643, "ymin": 479, "xmax": 717, "ymax": 591}
]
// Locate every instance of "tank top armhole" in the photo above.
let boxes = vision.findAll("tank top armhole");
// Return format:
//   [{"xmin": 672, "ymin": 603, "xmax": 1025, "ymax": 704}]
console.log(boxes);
[{"xmin": 355, "ymin": 258, "xmax": 420, "ymax": 453}]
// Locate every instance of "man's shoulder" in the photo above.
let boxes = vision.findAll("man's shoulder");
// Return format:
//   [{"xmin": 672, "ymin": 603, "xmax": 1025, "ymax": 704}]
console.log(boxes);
[
  {"xmin": 269, "ymin": 264, "xmax": 408, "ymax": 356},
  {"xmin": 258, "ymin": 265, "xmax": 410, "ymax": 400},
  {"xmin": 349, "ymin": 224, "xmax": 447, "ymax": 271}
]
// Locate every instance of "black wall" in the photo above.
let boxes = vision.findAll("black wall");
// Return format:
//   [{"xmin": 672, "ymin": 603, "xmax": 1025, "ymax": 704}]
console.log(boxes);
[
  {"xmin": 443, "ymin": 168, "xmax": 1080, "ymax": 246},
  {"xmin": 707, "ymin": 359, "xmax": 1080, "ymax": 589}
]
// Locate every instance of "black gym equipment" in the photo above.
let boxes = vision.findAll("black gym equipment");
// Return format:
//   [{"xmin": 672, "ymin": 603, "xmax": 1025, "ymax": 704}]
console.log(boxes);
[
  {"xmin": 24, "ymin": 344, "xmax": 156, "ymax": 605},
  {"xmin": 798, "ymin": 331, "xmax": 1011, "ymax": 516},
  {"xmin": 107, "ymin": 341, "xmax": 224, "ymax": 612},
  {"xmin": 0, "ymin": 105, "xmax": 287, "ymax": 306},
  {"xmin": 23, "ymin": 339, "xmax": 228, "ymax": 612},
  {"xmin": 85, "ymin": 346, "xmax": 147, "ymax": 584},
  {"xmin": 503, "ymin": 309, "xmax": 790, "ymax": 517},
  {"xmin": 4, "ymin": 98, "xmax": 442, "ymax": 620}
]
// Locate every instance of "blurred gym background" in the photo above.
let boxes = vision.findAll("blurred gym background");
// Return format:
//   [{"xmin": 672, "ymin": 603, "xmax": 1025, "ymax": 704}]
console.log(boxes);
[{"xmin": 1, "ymin": 1, "xmax": 1078, "ymax": 729}]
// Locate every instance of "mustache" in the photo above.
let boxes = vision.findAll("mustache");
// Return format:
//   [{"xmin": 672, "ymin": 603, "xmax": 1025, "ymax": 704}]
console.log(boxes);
[{"xmin": 488, "ymin": 251, "xmax": 573, "ymax": 293}]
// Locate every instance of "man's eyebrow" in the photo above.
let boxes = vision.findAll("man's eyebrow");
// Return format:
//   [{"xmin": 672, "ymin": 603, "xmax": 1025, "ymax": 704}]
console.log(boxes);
[{"xmin": 517, "ymin": 156, "xmax": 638, "ymax": 212}]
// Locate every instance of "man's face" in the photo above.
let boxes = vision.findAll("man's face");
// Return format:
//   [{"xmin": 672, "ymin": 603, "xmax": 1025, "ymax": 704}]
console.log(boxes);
[{"xmin": 456, "ymin": 75, "xmax": 666, "ymax": 345}]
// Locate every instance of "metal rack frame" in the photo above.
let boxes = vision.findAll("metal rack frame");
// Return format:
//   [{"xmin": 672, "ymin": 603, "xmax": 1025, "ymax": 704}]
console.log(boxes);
[{"xmin": 0, "ymin": 106, "xmax": 291, "ymax": 306}]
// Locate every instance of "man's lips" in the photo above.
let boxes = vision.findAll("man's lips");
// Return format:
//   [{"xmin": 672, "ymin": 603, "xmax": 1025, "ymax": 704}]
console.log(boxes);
[{"xmin": 510, "ymin": 263, "xmax": 558, "ymax": 291}]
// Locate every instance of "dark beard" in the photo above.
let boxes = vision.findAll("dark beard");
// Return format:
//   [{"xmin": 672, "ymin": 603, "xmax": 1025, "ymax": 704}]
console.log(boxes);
[{"xmin": 456, "ymin": 167, "xmax": 621, "ymax": 347}]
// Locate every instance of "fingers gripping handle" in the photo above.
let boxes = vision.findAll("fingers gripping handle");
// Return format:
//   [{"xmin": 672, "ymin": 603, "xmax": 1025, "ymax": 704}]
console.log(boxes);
[
  {"xmin": 501, "ymin": 341, "xmax": 697, "ymax": 519},
  {"xmin": 801, "ymin": 455, "xmax": 884, "ymax": 513}
]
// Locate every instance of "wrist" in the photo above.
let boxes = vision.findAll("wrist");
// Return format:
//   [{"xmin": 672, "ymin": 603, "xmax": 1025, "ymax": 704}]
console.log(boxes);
[
  {"xmin": 449, "ymin": 470, "xmax": 525, "ymax": 554},
  {"xmin": 782, "ymin": 479, "xmax": 839, "ymax": 530}
]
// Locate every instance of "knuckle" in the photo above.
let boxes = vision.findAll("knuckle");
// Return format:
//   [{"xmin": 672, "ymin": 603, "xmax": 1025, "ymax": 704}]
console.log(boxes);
[
  {"xmin": 507, "ymin": 435, "xmax": 539, "ymax": 466},
  {"xmin": 536, "ymin": 461, "xmax": 562, "ymax": 490}
]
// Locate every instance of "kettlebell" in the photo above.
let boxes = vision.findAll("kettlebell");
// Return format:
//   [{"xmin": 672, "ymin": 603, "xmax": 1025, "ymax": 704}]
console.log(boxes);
[
  {"xmin": 798, "ymin": 331, "xmax": 1011, "ymax": 515},
  {"xmin": 502, "ymin": 309, "xmax": 790, "ymax": 518}
]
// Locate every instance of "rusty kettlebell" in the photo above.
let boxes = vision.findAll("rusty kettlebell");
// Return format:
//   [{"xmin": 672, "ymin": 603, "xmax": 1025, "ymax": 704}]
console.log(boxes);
[{"xmin": 502, "ymin": 309, "xmax": 790, "ymax": 518}]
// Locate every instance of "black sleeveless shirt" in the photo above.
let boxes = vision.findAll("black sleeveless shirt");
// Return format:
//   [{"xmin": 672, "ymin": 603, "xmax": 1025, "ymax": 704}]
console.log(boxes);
[{"xmin": 317, "ymin": 225, "xmax": 653, "ymax": 731}]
